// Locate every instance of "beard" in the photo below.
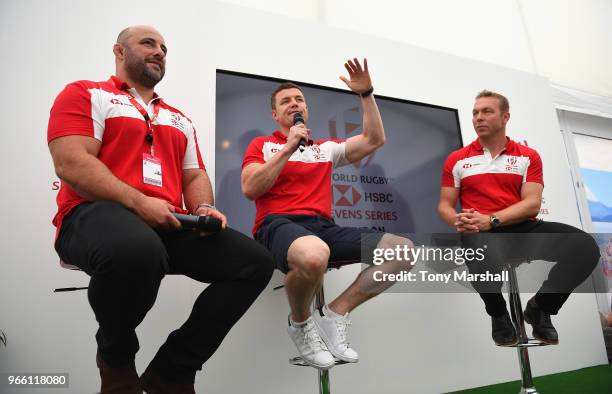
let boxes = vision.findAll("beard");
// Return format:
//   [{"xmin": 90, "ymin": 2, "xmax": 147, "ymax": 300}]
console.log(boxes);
[{"xmin": 123, "ymin": 47, "xmax": 165, "ymax": 89}]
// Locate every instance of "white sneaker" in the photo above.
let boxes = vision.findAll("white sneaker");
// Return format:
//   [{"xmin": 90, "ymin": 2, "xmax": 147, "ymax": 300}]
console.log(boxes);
[
  {"xmin": 287, "ymin": 316, "xmax": 335, "ymax": 369},
  {"xmin": 313, "ymin": 307, "xmax": 359, "ymax": 363}
]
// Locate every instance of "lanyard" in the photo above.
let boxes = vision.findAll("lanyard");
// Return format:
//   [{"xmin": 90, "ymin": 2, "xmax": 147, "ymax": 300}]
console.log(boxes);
[{"xmin": 124, "ymin": 92, "xmax": 161, "ymax": 157}]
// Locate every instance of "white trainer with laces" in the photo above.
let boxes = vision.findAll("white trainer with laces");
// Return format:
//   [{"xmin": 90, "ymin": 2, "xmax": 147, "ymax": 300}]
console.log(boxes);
[
  {"xmin": 314, "ymin": 306, "xmax": 359, "ymax": 363},
  {"xmin": 287, "ymin": 316, "xmax": 335, "ymax": 370}
]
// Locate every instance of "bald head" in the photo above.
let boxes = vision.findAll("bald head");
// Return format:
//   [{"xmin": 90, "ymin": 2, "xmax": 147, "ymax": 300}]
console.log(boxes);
[
  {"xmin": 113, "ymin": 25, "xmax": 167, "ymax": 89},
  {"xmin": 116, "ymin": 27, "xmax": 131, "ymax": 45},
  {"xmin": 116, "ymin": 25, "xmax": 163, "ymax": 46}
]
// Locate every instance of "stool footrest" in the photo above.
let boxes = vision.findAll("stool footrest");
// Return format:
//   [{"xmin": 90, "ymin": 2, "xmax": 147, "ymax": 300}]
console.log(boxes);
[
  {"xmin": 289, "ymin": 356, "xmax": 349, "ymax": 367},
  {"xmin": 515, "ymin": 338, "xmax": 551, "ymax": 348},
  {"xmin": 518, "ymin": 388, "xmax": 540, "ymax": 394},
  {"xmin": 53, "ymin": 286, "xmax": 88, "ymax": 292}
]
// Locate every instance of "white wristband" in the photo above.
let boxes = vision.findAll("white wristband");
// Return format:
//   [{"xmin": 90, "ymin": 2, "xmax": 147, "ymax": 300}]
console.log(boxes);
[{"xmin": 197, "ymin": 203, "xmax": 216, "ymax": 210}]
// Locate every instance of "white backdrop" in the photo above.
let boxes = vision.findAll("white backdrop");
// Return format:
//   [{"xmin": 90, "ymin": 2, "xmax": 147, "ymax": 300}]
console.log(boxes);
[
  {"xmin": 219, "ymin": 0, "xmax": 612, "ymax": 98},
  {"xmin": 0, "ymin": 1, "xmax": 607, "ymax": 393}
]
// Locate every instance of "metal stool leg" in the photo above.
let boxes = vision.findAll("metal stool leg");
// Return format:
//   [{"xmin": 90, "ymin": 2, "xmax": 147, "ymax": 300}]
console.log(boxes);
[
  {"xmin": 314, "ymin": 286, "xmax": 331, "ymax": 394},
  {"xmin": 286, "ymin": 261, "xmax": 356, "ymax": 393},
  {"xmin": 506, "ymin": 264, "xmax": 539, "ymax": 394}
]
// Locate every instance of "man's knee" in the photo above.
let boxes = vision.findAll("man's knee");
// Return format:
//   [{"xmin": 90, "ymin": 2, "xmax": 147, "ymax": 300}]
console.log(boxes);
[
  {"xmin": 375, "ymin": 234, "xmax": 415, "ymax": 266},
  {"xmin": 237, "ymin": 242, "xmax": 275, "ymax": 283},
  {"xmin": 377, "ymin": 233, "xmax": 415, "ymax": 250},
  {"xmin": 559, "ymin": 225, "xmax": 601, "ymax": 270},
  {"xmin": 581, "ymin": 234, "xmax": 601, "ymax": 270},
  {"xmin": 93, "ymin": 231, "xmax": 167, "ymax": 279},
  {"xmin": 287, "ymin": 236, "xmax": 330, "ymax": 280}
]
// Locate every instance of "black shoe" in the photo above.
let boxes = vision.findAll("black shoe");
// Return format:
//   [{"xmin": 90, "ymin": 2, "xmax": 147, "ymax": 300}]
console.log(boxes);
[
  {"xmin": 96, "ymin": 352, "xmax": 142, "ymax": 393},
  {"xmin": 140, "ymin": 366, "xmax": 195, "ymax": 394},
  {"xmin": 491, "ymin": 311, "xmax": 518, "ymax": 346},
  {"xmin": 524, "ymin": 298, "xmax": 559, "ymax": 345}
]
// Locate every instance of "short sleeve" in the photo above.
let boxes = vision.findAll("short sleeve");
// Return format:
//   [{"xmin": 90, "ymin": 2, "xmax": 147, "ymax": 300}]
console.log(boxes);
[
  {"xmin": 318, "ymin": 140, "xmax": 348, "ymax": 168},
  {"xmin": 47, "ymin": 82, "xmax": 102, "ymax": 143},
  {"xmin": 242, "ymin": 137, "xmax": 266, "ymax": 169},
  {"xmin": 183, "ymin": 122, "xmax": 206, "ymax": 170},
  {"xmin": 441, "ymin": 153, "xmax": 460, "ymax": 188},
  {"xmin": 525, "ymin": 151, "xmax": 543, "ymax": 185}
]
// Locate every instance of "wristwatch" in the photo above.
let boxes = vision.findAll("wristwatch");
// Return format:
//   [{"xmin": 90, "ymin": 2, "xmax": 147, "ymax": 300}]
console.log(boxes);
[{"xmin": 489, "ymin": 214, "xmax": 501, "ymax": 229}]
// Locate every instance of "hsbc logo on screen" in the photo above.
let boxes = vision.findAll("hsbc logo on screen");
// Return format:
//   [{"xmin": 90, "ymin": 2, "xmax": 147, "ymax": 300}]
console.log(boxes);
[
  {"xmin": 328, "ymin": 107, "xmax": 376, "ymax": 169},
  {"xmin": 333, "ymin": 184, "xmax": 362, "ymax": 206}
]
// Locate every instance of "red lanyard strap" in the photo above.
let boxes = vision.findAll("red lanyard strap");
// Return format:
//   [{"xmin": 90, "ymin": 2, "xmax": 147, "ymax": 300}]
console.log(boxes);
[
  {"xmin": 124, "ymin": 92, "xmax": 161, "ymax": 133},
  {"xmin": 124, "ymin": 92, "xmax": 161, "ymax": 156}
]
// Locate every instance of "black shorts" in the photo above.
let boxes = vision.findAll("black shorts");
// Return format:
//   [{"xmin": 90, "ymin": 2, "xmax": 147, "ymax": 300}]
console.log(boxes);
[{"xmin": 255, "ymin": 214, "xmax": 383, "ymax": 273}]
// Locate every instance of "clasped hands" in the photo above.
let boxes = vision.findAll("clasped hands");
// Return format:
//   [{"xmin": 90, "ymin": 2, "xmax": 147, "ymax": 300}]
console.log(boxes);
[{"xmin": 454, "ymin": 208, "xmax": 491, "ymax": 233}]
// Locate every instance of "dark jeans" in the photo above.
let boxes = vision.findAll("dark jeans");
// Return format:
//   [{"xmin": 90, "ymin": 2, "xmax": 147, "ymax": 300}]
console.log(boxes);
[
  {"xmin": 463, "ymin": 220, "xmax": 600, "ymax": 317},
  {"xmin": 55, "ymin": 201, "xmax": 274, "ymax": 384}
]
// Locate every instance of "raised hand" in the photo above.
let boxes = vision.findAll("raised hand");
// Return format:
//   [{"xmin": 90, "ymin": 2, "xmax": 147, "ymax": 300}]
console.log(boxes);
[{"xmin": 339, "ymin": 58, "xmax": 372, "ymax": 95}]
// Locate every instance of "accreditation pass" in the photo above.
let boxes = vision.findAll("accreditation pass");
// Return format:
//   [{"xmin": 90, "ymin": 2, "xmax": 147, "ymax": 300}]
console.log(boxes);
[{"xmin": 143, "ymin": 153, "xmax": 162, "ymax": 187}]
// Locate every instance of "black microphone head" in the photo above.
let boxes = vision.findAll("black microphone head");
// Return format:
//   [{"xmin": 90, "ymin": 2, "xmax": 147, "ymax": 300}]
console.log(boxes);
[
  {"xmin": 197, "ymin": 215, "xmax": 223, "ymax": 233},
  {"xmin": 293, "ymin": 112, "xmax": 304, "ymax": 125}
]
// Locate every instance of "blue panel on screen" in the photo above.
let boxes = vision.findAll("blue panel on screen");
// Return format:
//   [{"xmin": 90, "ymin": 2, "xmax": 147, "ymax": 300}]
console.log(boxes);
[{"xmin": 215, "ymin": 70, "xmax": 462, "ymax": 236}]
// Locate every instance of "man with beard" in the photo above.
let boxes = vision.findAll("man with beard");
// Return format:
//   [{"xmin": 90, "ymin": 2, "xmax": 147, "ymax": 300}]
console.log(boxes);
[{"xmin": 47, "ymin": 26, "xmax": 274, "ymax": 393}]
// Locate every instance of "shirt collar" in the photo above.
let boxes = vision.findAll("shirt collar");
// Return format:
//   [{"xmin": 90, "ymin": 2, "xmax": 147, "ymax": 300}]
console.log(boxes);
[
  {"xmin": 471, "ymin": 136, "xmax": 511, "ymax": 152},
  {"xmin": 273, "ymin": 130, "xmax": 287, "ymax": 141},
  {"xmin": 272, "ymin": 130, "xmax": 313, "ymax": 145},
  {"xmin": 109, "ymin": 76, "xmax": 161, "ymax": 102}
]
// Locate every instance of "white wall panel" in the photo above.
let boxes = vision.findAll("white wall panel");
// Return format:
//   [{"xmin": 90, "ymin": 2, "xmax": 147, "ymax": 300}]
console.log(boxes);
[
  {"xmin": 216, "ymin": 0, "xmax": 612, "ymax": 97},
  {"xmin": 519, "ymin": 0, "xmax": 612, "ymax": 97}
]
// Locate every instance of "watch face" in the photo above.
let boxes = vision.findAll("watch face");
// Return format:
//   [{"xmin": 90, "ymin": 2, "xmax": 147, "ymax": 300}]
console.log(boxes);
[{"xmin": 490, "ymin": 216, "xmax": 500, "ymax": 227}]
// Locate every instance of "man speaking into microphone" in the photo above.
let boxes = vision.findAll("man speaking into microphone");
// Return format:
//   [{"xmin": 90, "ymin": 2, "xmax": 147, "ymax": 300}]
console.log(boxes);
[{"xmin": 241, "ymin": 59, "xmax": 413, "ymax": 369}]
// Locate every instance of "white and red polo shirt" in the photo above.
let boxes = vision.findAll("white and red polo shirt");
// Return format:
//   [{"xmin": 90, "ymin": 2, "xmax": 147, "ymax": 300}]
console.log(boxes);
[
  {"xmin": 47, "ymin": 76, "xmax": 205, "ymax": 236},
  {"xmin": 441, "ymin": 137, "xmax": 543, "ymax": 215},
  {"xmin": 242, "ymin": 131, "xmax": 348, "ymax": 235}
]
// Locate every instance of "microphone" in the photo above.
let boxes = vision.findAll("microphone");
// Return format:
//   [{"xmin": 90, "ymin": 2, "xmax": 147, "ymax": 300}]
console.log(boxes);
[
  {"xmin": 293, "ymin": 112, "xmax": 306, "ymax": 152},
  {"xmin": 173, "ymin": 213, "xmax": 223, "ymax": 232}
]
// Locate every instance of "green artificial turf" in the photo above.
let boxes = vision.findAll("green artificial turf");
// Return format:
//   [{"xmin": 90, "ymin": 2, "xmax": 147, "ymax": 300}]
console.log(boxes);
[{"xmin": 447, "ymin": 364, "xmax": 612, "ymax": 394}]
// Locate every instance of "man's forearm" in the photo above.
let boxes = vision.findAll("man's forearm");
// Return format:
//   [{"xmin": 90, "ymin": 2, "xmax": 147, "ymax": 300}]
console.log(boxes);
[
  {"xmin": 361, "ymin": 95, "xmax": 385, "ymax": 147},
  {"xmin": 438, "ymin": 204, "xmax": 458, "ymax": 228},
  {"xmin": 345, "ymin": 95, "xmax": 385, "ymax": 163},
  {"xmin": 242, "ymin": 148, "xmax": 293, "ymax": 200},
  {"xmin": 494, "ymin": 198, "xmax": 541, "ymax": 226},
  {"xmin": 183, "ymin": 170, "xmax": 215, "ymax": 212}
]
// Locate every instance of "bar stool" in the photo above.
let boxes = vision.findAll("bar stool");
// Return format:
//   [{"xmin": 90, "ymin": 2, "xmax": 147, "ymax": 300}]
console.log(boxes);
[
  {"xmin": 503, "ymin": 260, "xmax": 549, "ymax": 394},
  {"xmin": 53, "ymin": 260, "xmax": 88, "ymax": 292},
  {"xmin": 275, "ymin": 258, "xmax": 360, "ymax": 394}
]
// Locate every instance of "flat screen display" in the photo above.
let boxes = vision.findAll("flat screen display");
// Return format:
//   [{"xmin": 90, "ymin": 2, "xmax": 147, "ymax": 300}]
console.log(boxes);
[{"xmin": 215, "ymin": 70, "xmax": 463, "ymax": 235}]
